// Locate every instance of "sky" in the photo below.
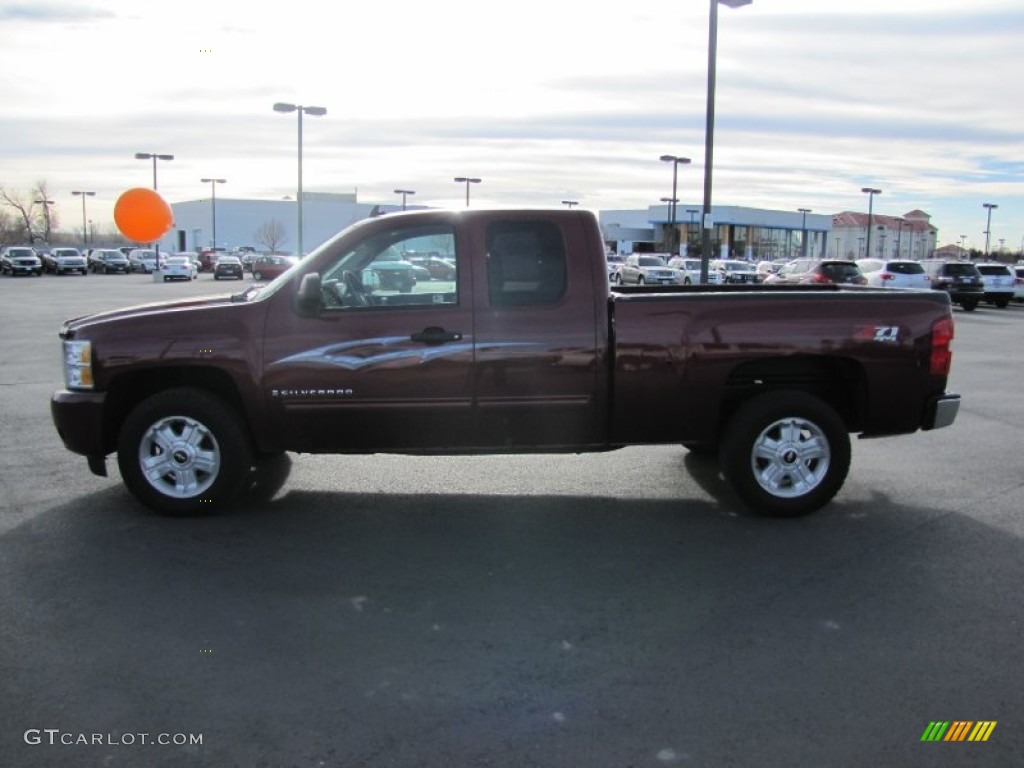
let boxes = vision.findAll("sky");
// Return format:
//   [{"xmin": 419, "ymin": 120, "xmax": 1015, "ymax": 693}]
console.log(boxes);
[{"xmin": 1, "ymin": 0, "xmax": 1022, "ymax": 253}]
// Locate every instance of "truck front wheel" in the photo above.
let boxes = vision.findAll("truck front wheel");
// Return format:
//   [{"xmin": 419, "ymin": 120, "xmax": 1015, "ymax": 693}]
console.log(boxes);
[
  {"xmin": 719, "ymin": 390, "xmax": 850, "ymax": 517},
  {"xmin": 116, "ymin": 388, "xmax": 253, "ymax": 516}
]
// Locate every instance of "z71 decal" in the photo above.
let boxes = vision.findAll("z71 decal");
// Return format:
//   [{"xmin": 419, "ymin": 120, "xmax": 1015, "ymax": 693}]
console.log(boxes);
[{"xmin": 854, "ymin": 325, "xmax": 901, "ymax": 343}]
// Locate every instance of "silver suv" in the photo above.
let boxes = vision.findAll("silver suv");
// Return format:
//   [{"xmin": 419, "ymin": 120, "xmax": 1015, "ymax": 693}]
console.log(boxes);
[
  {"xmin": 0, "ymin": 246, "xmax": 43, "ymax": 276},
  {"xmin": 42, "ymin": 247, "xmax": 88, "ymax": 275}
]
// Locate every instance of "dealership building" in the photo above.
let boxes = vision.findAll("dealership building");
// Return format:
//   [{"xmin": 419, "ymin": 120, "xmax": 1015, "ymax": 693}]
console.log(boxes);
[{"xmin": 164, "ymin": 193, "xmax": 938, "ymax": 262}]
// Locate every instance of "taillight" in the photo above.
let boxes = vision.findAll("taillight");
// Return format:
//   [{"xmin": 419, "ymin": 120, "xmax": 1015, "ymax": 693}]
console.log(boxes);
[
  {"xmin": 812, "ymin": 272, "xmax": 830, "ymax": 283},
  {"xmin": 880, "ymin": 272, "xmax": 894, "ymax": 280},
  {"xmin": 930, "ymin": 315, "xmax": 954, "ymax": 376}
]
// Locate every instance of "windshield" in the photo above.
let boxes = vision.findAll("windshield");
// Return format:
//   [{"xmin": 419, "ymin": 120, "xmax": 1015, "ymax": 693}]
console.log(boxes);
[{"xmin": 638, "ymin": 256, "xmax": 665, "ymax": 267}]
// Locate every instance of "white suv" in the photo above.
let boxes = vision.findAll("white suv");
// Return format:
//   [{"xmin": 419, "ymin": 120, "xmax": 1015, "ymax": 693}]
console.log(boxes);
[
  {"xmin": 667, "ymin": 257, "xmax": 725, "ymax": 285},
  {"xmin": 974, "ymin": 263, "xmax": 1015, "ymax": 308}
]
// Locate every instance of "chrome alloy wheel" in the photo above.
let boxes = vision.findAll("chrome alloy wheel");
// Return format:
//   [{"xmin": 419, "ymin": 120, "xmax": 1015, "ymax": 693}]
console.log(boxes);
[
  {"xmin": 138, "ymin": 415, "xmax": 221, "ymax": 498},
  {"xmin": 750, "ymin": 416, "xmax": 830, "ymax": 499}
]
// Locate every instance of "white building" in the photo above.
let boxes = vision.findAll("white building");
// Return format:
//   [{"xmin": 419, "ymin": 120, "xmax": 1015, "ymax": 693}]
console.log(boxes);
[{"xmin": 165, "ymin": 192, "xmax": 382, "ymax": 254}]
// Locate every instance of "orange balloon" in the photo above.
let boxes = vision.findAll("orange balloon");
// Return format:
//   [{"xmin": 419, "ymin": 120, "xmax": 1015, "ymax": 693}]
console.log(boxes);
[{"xmin": 114, "ymin": 187, "xmax": 173, "ymax": 242}]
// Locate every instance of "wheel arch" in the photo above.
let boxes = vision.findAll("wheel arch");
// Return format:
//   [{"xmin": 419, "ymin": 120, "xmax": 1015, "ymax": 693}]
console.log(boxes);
[
  {"xmin": 719, "ymin": 355, "xmax": 867, "ymax": 435},
  {"xmin": 101, "ymin": 366, "xmax": 256, "ymax": 455}
]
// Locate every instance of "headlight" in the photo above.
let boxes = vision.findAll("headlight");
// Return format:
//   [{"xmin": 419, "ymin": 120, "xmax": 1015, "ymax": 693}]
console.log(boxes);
[{"xmin": 63, "ymin": 340, "xmax": 94, "ymax": 389}]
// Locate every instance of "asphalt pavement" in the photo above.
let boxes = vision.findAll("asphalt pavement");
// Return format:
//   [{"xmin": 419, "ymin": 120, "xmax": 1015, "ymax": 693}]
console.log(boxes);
[{"xmin": 1, "ymin": 273, "xmax": 1021, "ymax": 767}]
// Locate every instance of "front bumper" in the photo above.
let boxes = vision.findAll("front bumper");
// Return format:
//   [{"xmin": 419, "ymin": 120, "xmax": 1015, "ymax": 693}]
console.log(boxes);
[
  {"xmin": 51, "ymin": 389, "xmax": 108, "ymax": 459},
  {"xmin": 922, "ymin": 392, "xmax": 960, "ymax": 430}
]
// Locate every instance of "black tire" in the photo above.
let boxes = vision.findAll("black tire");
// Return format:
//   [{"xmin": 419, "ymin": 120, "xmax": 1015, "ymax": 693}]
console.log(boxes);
[
  {"xmin": 683, "ymin": 441, "xmax": 717, "ymax": 457},
  {"xmin": 960, "ymin": 301, "xmax": 978, "ymax": 312},
  {"xmin": 719, "ymin": 390, "xmax": 850, "ymax": 517},
  {"xmin": 995, "ymin": 298, "xmax": 1010, "ymax": 309},
  {"xmin": 253, "ymin": 271, "xmax": 263, "ymax": 281},
  {"xmin": 116, "ymin": 388, "xmax": 254, "ymax": 516},
  {"xmin": 637, "ymin": 275, "xmax": 645, "ymax": 285}
]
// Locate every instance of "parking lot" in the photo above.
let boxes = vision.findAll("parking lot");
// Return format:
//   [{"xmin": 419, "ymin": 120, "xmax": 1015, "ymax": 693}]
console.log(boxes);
[{"xmin": 1, "ymin": 274, "xmax": 1022, "ymax": 767}]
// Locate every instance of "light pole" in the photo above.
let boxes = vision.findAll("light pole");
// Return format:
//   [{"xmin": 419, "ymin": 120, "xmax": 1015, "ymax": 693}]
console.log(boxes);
[
  {"xmin": 982, "ymin": 202, "xmax": 997, "ymax": 256},
  {"xmin": 660, "ymin": 197, "xmax": 678, "ymax": 251},
  {"xmin": 877, "ymin": 225, "xmax": 887, "ymax": 258},
  {"xmin": 959, "ymin": 235, "xmax": 967, "ymax": 260},
  {"xmin": 454, "ymin": 177, "xmax": 481, "ymax": 207},
  {"xmin": 34, "ymin": 197, "xmax": 55, "ymax": 244},
  {"xmin": 798, "ymin": 208, "xmax": 812, "ymax": 257},
  {"xmin": 273, "ymin": 102, "xmax": 327, "ymax": 256},
  {"xmin": 561, "ymin": 200, "xmax": 579, "ymax": 209},
  {"xmin": 71, "ymin": 190, "xmax": 95, "ymax": 246},
  {"xmin": 135, "ymin": 152, "xmax": 173, "ymax": 267},
  {"xmin": 861, "ymin": 187, "xmax": 881, "ymax": 262},
  {"xmin": 660, "ymin": 155, "xmax": 691, "ymax": 255},
  {"xmin": 700, "ymin": 0, "xmax": 752, "ymax": 283},
  {"xmin": 200, "ymin": 178, "xmax": 226, "ymax": 249},
  {"xmin": 394, "ymin": 189, "xmax": 415, "ymax": 211},
  {"xmin": 686, "ymin": 208, "xmax": 699, "ymax": 254}
]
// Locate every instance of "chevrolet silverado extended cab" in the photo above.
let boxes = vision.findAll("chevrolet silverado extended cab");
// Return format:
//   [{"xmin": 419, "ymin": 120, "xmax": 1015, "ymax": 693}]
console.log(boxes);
[{"xmin": 51, "ymin": 209, "xmax": 960, "ymax": 517}]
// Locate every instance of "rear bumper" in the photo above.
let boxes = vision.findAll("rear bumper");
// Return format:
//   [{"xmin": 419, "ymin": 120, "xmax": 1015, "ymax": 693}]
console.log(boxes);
[
  {"xmin": 922, "ymin": 392, "xmax": 960, "ymax": 430},
  {"xmin": 51, "ymin": 389, "xmax": 108, "ymax": 457}
]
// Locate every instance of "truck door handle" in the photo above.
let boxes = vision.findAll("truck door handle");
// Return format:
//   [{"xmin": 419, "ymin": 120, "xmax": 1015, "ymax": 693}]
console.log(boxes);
[{"xmin": 410, "ymin": 327, "xmax": 463, "ymax": 345}]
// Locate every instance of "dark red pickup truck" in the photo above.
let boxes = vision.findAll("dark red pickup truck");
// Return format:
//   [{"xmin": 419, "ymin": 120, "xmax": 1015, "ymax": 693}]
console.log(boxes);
[{"xmin": 51, "ymin": 209, "xmax": 960, "ymax": 517}]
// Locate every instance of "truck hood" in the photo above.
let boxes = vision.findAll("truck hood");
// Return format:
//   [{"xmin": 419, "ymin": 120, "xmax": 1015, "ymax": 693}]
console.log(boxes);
[{"xmin": 60, "ymin": 291, "xmax": 253, "ymax": 338}]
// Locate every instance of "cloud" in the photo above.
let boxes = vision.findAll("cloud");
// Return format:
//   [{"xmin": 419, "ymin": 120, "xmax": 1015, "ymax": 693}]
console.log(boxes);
[{"xmin": 0, "ymin": 2, "xmax": 112, "ymax": 22}]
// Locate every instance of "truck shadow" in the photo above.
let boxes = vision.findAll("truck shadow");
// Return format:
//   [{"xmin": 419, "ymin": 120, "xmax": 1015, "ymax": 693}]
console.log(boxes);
[{"xmin": 3, "ymin": 482, "xmax": 1022, "ymax": 767}]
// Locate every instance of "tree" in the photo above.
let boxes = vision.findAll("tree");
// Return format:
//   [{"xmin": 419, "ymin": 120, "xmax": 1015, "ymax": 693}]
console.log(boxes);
[
  {"xmin": 254, "ymin": 219, "xmax": 288, "ymax": 254},
  {"xmin": 0, "ymin": 180, "xmax": 59, "ymax": 243}
]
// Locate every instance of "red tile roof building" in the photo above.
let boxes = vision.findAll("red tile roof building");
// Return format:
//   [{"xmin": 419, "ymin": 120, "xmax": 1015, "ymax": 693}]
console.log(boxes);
[{"xmin": 831, "ymin": 210, "xmax": 938, "ymax": 260}]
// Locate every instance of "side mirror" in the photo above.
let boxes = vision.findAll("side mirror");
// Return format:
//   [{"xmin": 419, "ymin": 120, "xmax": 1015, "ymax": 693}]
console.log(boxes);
[{"xmin": 295, "ymin": 272, "xmax": 322, "ymax": 317}]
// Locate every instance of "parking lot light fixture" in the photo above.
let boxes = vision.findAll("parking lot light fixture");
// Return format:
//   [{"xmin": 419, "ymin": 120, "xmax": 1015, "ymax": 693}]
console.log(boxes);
[
  {"xmin": 454, "ymin": 177, "xmax": 481, "ymax": 207},
  {"xmin": 982, "ymin": 203, "xmax": 998, "ymax": 256},
  {"xmin": 71, "ymin": 191, "xmax": 95, "ymax": 246},
  {"xmin": 274, "ymin": 102, "xmax": 327, "ymax": 256},
  {"xmin": 700, "ymin": 0, "xmax": 752, "ymax": 284},
  {"xmin": 134, "ymin": 152, "xmax": 173, "ymax": 267},
  {"xmin": 200, "ymin": 178, "xmax": 226, "ymax": 249},
  {"xmin": 798, "ymin": 208, "xmax": 812, "ymax": 257},
  {"xmin": 561, "ymin": 200, "xmax": 579, "ymax": 209},
  {"xmin": 660, "ymin": 155, "xmax": 691, "ymax": 255},
  {"xmin": 861, "ymin": 187, "xmax": 882, "ymax": 259},
  {"xmin": 394, "ymin": 189, "xmax": 416, "ymax": 210}
]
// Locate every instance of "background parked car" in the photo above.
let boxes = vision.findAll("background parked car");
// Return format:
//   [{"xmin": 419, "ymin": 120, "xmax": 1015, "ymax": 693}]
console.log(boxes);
[
  {"xmin": 197, "ymin": 248, "xmax": 228, "ymax": 272},
  {"xmin": 973, "ymin": 263, "xmax": 1015, "ymax": 308},
  {"xmin": 160, "ymin": 255, "xmax": 198, "ymax": 281},
  {"xmin": 252, "ymin": 254, "xmax": 299, "ymax": 281},
  {"xmin": 615, "ymin": 254, "xmax": 680, "ymax": 285},
  {"xmin": 667, "ymin": 257, "xmax": 725, "ymax": 285},
  {"xmin": 855, "ymin": 258, "xmax": 930, "ymax": 289},
  {"xmin": 1012, "ymin": 265, "xmax": 1024, "ymax": 303},
  {"xmin": 765, "ymin": 259, "xmax": 865, "ymax": 286},
  {"xmin": 406, "ymin": 255, "xmax": 457, "ymax": 281},
  {"xmin": 0, "ymin": 246, "xmax": 43, "ymax": 276},
  {"xmin": 710, "ymin": 259, "xmax": 762, "ymax": 284},
  {"xmin": 42, "ymin": 247, "xmax": 88, "ymax": 275},
  {"xmin": 88, "ymin": 249, "xmax": 131, "ymax": 274},
  {"xmin": 919, "ymin": 260, "xmax": 984, "ymax": 311},
  {"xmin": 364, "ymin": 254, "xmax": 418, "ymax": 292},
  {"xmin": 128, "ymin": 249, "xmax": 158, "ymax": 273},
  {"xmin": 213, "ymin": 255, "xmax": 245, "ymax": 280}
]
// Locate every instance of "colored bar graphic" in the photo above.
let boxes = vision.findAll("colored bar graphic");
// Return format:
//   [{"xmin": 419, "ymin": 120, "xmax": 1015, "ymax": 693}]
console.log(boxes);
[
  {"xmin": 945, "ymin": 721, "xmax": 972, "ymax": 741},
  {"xmin": 921, "ymin": 720, "xmax": 996, "ymax": 742},
  {"xmin": 969, "ymin": 722, "xmax": 997, "ymax": 742}
]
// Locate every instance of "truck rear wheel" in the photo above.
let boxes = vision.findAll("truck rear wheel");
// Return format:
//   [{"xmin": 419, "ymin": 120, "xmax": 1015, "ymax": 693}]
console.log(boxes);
[
  {"xmin": 719, "ymin": 390, "xmax": 850, "ymax": 517},
  {"xmin": 116, "ymin": 388, "xmax": 253, "ymax": 516}
]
